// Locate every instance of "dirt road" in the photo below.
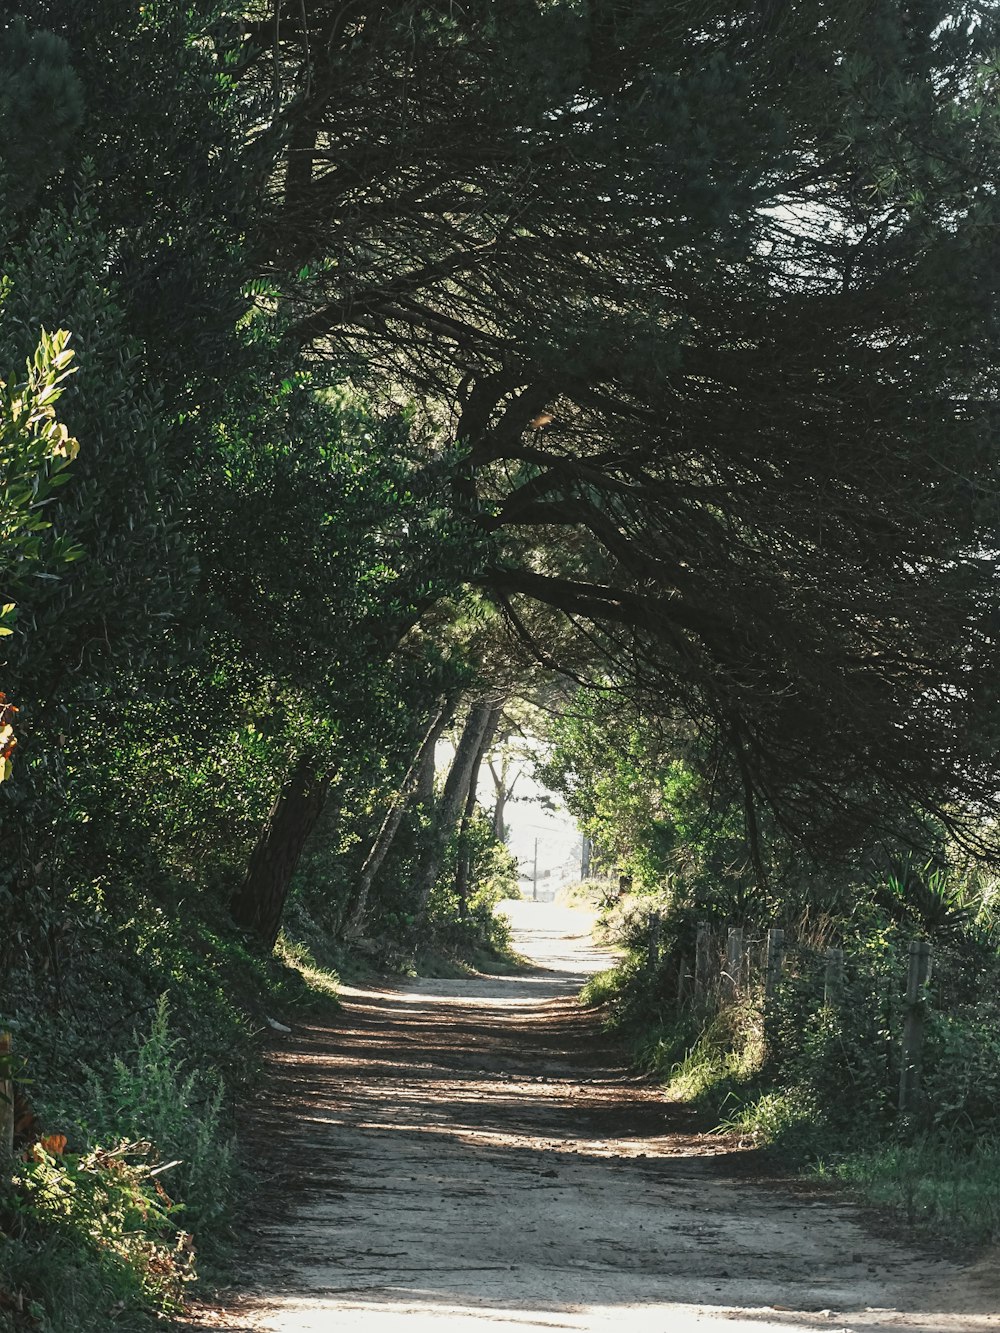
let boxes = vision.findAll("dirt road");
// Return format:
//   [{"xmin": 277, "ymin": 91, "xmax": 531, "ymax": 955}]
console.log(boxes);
[{"xmin": 231, "ymin": 901, "xmax": 997, "ymax": 1333}]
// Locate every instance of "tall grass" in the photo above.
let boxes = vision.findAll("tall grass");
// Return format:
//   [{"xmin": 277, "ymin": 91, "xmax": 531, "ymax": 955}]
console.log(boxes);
[
  {"xmin": 820, "ymin": 1137, "xmax": 1000, "ymax": 1244},
  {"xmin": 584, "ymin": 901, "xmax": 1000, "ymax": 1247}
]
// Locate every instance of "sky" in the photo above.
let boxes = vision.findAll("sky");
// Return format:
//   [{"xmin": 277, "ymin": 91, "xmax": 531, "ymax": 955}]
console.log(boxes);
[{"xmin": 436, "ymin": 737, "xmax": 583, "ymax": 900}]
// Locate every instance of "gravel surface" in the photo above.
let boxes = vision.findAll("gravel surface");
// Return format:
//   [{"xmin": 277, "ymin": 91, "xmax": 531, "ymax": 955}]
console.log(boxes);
[{"xmin": 204, "ymin": 900, "xmax": 999, "ymax": 1333}]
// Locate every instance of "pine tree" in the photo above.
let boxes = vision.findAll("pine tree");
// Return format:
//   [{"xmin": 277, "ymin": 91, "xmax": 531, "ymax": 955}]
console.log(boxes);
[{"xmin": 242, "ymin": 1, "xmax": 1000, "ymax": 858}]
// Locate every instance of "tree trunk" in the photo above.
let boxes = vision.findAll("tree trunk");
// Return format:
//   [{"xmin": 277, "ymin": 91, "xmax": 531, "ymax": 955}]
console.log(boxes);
[
  {"xmin": 340, "ymin": 700, "xmax": 451, "ymax": 939},
  {"xmin": 455, "ymin": 705, "xmax": 502, "ymax": 916},
  {"xmin": 414, "ymin": 732, "xmax": 437, "ymax": 808},
  {"xmin": 0, "ymin": 1032, "xmax": 13, "ymax": 1161},
  {"xmin": 411, "ymin": 699, "xmax": 498, "ymax": 926},
  {"xmin": 488, "ymin": 755, "xmax": 519, "ymax": 843},
  {"xmin": 230, "ymin": 753, "xmax": 329, "ymax": 949}
]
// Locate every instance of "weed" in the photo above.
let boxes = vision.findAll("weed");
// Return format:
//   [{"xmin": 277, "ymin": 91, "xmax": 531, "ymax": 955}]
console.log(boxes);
[
  {"xmin": 0, "ymin": 1138, "xmax": 192, "ymax": 1332},
  {"xmin": 823, "ymin": 1135, "xmax": 1000, "ymax": 1246},
  {"xmin": 82, "ymin": 996, "xmax": 234, "ymax": 1236}
]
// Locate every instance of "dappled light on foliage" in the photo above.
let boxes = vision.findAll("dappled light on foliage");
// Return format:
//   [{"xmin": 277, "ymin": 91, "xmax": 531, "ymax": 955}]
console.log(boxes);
[{"xmin": 0, "ymin": 695, "xmax": 17, "ymax": 784}]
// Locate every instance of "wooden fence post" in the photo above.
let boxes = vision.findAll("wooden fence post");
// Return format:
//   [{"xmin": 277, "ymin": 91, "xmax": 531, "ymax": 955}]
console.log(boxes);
[
  {"xmin": 723, "ymin": 927, "xmax": 745, "ymax": 1003},
  {"xmin": 676, "ymin": 953, "xmax": 688, "ymax": 1008},
  {"xmin": 0, "ymin": 1032, "xmax": 13, "ymax": 1158},
  {"xmin": 899, "ymin": 939, "xmax": 932, "ymax": 1114},
  {"xmin": 765, "ymin": 927, "xmax": 784, "ymax": 999},
  {"xmin": 694, "ymin": 922, "xmax": 711, "ymax": 1004},
  {"xmin": 646, "ymin": 912, "xmax": 662, "ymax": 972},
  {"xmin": 878, "ymin": 973, "xmax": 893, "ymax": 1083},
  {"xmin": 824, "ymin": 947, "xmax": 845, "ymax": 1007}
]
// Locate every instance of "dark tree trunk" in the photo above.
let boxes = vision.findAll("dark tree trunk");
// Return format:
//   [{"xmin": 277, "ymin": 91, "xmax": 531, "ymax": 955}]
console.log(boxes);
[
  {"xmin": 454, "ymin": 705, "xmax": 502, "ymax": 916},
  {"xmin": 340, "ymin": 700, "xmax": 452, "ymax": 939},
  {"xmin": 411, "ymin": 699, "xmax": 498, "ymax": 926},
  {"xmin": 414, "ymin": 732, "xmax": 437, "ymax": 808},
  {"xmin": 230, "ymin": 753, "xmax": 329, "ymax": 949}
]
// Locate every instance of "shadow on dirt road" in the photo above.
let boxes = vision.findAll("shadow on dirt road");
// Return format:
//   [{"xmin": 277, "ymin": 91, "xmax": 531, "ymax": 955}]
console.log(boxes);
[{"xmin": 216, "ymin": 900, "xmax": 998, "ymax": 1333}]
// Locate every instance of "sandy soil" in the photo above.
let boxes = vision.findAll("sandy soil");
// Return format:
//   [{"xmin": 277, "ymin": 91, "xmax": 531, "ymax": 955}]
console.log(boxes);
[{"xmin": 205, "ymin": 900, "xmax": 999, "ymax": 1333}]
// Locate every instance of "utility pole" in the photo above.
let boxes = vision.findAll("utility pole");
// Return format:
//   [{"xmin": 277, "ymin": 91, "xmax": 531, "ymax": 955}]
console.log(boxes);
[{"xmin": 533, "ymin": 838, "xmax": 538, "ymax": 901}]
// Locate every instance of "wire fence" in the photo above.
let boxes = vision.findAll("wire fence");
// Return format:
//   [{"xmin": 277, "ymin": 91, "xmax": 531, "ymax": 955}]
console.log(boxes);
[{"xmin": 648, "ymin": 917, "xmax": 941, "ymax": 1114}]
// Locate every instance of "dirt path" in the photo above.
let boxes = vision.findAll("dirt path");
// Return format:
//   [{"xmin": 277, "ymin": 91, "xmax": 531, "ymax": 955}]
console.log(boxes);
[{"xmin": 224, "ymin": 901, "xmax": 997, "ymax": 1333}]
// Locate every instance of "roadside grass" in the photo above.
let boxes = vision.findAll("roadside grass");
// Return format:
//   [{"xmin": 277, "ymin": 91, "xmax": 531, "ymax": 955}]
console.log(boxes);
[
  {"xmin": 555, "ymin": 881, "xmax": 612, "ymax": 912},
  {"xmin": 580, "ymin": 968, "xmax": 619, "ymax": 1007},
  {"xmin": 670, "ymin": 1024, "xmax": 763, "ymax": 1106},
  {"xmin": 817, "ymin": 1137, "xmax": 1000, "ymax": 1247},
  {"xmin": 2, "ymin": 907, "xmax": 342, "ymax": 1333},
  {"xmin": 660, "ymin": 1019, "xmax": 1000, "ymax": 1248},
  {"xmin": 581, "ymin": 956, "xmax": 1000, "ymax": 1249},
  {"xmin": 415, "ymin": 942, "xmax": 530, "ymax": 978},
  {"xmin": 274, "ymin": 933, "xmax": 342, "ymax": 1005}
]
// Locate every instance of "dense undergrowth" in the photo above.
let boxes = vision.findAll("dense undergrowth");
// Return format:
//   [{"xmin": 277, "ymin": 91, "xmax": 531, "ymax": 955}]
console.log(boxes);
[
  {"xmin": 584, "ymin": 887, "xmax": 1000, "ymax": 1249},
  {"xmin": 1, "ymin": 898, "xmax": 344, "ymax": 1332}
]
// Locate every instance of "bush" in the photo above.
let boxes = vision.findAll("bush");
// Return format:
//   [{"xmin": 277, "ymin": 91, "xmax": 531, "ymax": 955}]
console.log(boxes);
[
  {"xmin": 6, "ymin": 1140, "xmax": 192, "ymax": 1310},
  {"xmin": 424, "ymin": 813, "xmax": 520, "ymax": 962},
  {"xmin": 922, "ymin": 1002, "xmax": 1000, "ymax": 1137},
  {"xmin": 586, "ymin": 884, "xmax": 1000, "ymax": 1243},
  {"xmin": 0, "ymin": 1131, "xmax": 194, "ymax": 1332},
  {"xmin": 82, "ymin": 996, "xmax": 235, "ymax": 1235}
]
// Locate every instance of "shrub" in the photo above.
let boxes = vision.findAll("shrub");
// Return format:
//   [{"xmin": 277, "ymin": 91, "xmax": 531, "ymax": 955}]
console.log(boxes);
[
  {"xmin": 424, "ymin": 813, "xmax": 520, "ymax": 960},
  {"xmin": 82, "ymin": 996, "xmax": 234, "ymax": 1235},
  {"xmin": 7, "ymin": 1140, "xmax": 193, "ymax": 1310},
  {"xmin": 0, "ymin": 1134, "xmax": 193, "ymax": 1331}
]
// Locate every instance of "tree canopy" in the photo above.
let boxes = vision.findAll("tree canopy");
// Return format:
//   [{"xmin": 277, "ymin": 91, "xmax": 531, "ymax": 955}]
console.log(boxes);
[
  {"xmin": 3, "ymin": 0, "xmax": 1000, "ymax": 973},
  {"xmin": 6, "ymin": 6, "xmax": 1000, "ymax": 1319},
  {"xmin": 226, "ymin": 0, "xmax": 1000, "ymax": 860}
]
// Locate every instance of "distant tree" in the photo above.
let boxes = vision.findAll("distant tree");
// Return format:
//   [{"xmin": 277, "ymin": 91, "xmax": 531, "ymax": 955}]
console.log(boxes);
[
  {"xmin": 485, "ymin": 699, "xmax": 549, "ymax": 844},
  {"xmin": 407, "ymin": 696, "xmax": 503, "ymax": 927},
  {"xmin": 538, "ymin": 687, "xmax": 899, "ymax": 921}
]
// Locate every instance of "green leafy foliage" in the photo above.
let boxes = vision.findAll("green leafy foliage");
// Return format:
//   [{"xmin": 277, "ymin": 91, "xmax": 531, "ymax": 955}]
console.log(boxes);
[
  {"xmin": 0, "ymin": 324, "xmax": 80, "ymax": 599},
  {"xmin": 876, "ymin": 860, "xmax": 978, "ymax": 939},
  {"xmin": 82, "ymin": 997, "xmax": 234, "ymax": 1235},
  {"xmin": 0, "ymin": 17, "xmax": 84, "ymax": 213},
  {"xmin": 7, "ymin": 1141, "xmax": 192, "ymax": 1313},
  {"xmin": 0, "ymin": 322, "xmax": 81, "ymax": 784},
  {"xmin": 539, "ymin": 691, "xmax": 784, "ymax": 917},
  {"xmin": 425, "ymin": 812, "xmax": 520, "ymax": 959}
]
